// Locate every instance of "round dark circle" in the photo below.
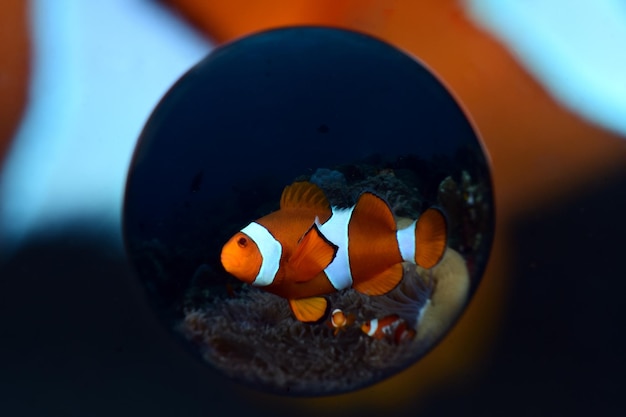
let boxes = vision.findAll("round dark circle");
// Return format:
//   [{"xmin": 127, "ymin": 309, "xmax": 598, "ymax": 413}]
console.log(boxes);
[{"xmin": 124, "ymin": 26, "xmax": 494, "ymax": 396}]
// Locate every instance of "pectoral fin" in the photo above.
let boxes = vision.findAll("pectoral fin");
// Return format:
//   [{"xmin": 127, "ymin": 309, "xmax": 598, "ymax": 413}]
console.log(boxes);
[
  {"xmin": 289, "ymin": 297, "xmax": 329, "ymax": 323},
  {"xmin": 288, "ymin": 224, "xmax": 337, "ymax": 282}
]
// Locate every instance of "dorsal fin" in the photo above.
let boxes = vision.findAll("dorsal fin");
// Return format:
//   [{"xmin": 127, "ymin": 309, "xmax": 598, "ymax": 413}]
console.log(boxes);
[
  {"xmin": 352, "ymin": 192, "xmax": 397, "ymax": 232},
  {"xmin": 280, "ymin": 182, "xmax": 330, "ymax": 211}
]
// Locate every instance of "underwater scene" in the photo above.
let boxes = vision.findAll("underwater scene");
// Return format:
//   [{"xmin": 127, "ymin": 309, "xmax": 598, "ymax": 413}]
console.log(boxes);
[{"xmin": 123, "ymin": 27, "xmax": 494, "ymax": 395}]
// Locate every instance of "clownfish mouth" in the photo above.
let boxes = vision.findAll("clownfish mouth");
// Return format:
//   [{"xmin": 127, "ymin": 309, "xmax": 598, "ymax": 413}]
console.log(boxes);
[
  {"xmin": 220, "ymin": 249, "xmax": 260, "ymax": 284},
  {"xmin": 220, "ymin": 252, "xmax": 243, "ymax": 275}
]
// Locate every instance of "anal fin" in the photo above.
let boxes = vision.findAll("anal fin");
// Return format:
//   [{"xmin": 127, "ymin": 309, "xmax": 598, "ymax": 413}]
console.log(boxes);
[
  {"xmin": 289, "ymin": 297, "xmax": 329, "ymax": 323},
  {"xmin": 352, "ymin": 263, "xmax": 404, "ymax": 296}
]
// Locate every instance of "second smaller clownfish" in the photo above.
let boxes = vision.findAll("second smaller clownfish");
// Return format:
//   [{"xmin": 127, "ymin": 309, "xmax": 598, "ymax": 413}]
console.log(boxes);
[
  {"xmin": 327, "ymin": 308, "xmax": 356, "ymax": 335},
  {"xmin": 361, "ymin": 314, "xmax": 416, "ymax": 344}
]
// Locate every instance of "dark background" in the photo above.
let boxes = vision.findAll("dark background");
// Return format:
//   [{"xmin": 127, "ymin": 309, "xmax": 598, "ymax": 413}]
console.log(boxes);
[
  {"xmin": 123, "ymin": 27, "xmax": 493, "ymax": 323},
  {"xmin": 2, "ymin": 3, "xmax": 626, "ymax": 416},
  {"xmin": 1, "ymin": 168, "xmax": 624, "ymax": 416}
]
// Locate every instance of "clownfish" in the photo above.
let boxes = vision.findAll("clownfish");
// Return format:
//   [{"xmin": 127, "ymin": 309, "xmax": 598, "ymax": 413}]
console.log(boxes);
[
  {"xmin": 361, "ymin": 314, "xmax": 417, "ymax": 344},
  {"xmin": 394, "ymin": 322, "xmax": 417, "ymax": 344},
  {"xmin": 220, "ymin": 181, "xmax": 447, "ymax": 323},
  {"xmin": 327, "ymin": 308, "xmax": 356, "ymax": 335}
]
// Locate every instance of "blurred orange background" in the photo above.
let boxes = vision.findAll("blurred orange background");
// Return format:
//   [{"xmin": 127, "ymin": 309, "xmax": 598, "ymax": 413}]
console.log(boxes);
[
  {"xmin": 0, "ymin": 0, "xmax": 29, "ymax": 167},
  {"xmin": 2, "ymin": 0, "xmax": 625, "ymax": 414},
  {"xmin": 161, "ymin": 0, "xmax": 626, "ymax": 413}
]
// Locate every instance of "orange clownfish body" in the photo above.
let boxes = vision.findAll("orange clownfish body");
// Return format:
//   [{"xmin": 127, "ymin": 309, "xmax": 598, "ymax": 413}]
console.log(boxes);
[
  {"xmin": 361, "ymin": 314, "xmax": 417, "ymax": 344},
  {"xmin": 327, "ymin": 308, "xmax": 356, "ymax": 335},
  {"xmin": 221, "ymin": 181, "xmax": 447, "ymax": 323}
]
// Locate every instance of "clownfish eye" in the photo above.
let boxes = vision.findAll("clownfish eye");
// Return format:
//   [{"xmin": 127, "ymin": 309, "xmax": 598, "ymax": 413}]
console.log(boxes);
[{"xmin": 237, "ymin": 236, "xmax": 248, "ymax": 247}]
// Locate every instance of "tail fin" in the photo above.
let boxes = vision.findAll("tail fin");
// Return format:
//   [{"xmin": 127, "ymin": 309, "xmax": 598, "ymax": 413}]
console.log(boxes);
[{"xmin": 414, "ymin": 207, "xmax": 448, "ymax": 269}]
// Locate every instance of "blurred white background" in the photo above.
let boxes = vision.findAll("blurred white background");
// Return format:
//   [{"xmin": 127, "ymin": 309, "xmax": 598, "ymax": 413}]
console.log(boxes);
[
  {"xmin": 1, "ymin": 0, "xmax": 625, "ymax": 257},
  {"xmin": 467, "ymin": 0, "xmax": 626, "ymax": 138},
  {"xmin": 0, "ymin": 0, "xmax": 211, "ymax": 256}
]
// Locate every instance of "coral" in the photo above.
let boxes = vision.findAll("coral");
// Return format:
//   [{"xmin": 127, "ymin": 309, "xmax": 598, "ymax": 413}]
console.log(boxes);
[
  {"xmin": 415, "ymin": 249, "xmax": 470, "ymax": 348},
  {"xmin": 368, "ymin": 263, "xmax": 433, "ymax": 327},
  {"xmin": 437, "ymin": 170, "xmax": 492, "ymax": 277},
  {"xmin": 349, "ymin": 170, "xmax": 423, "ymax": 218},
  {"xmin": 309, "ymin": 168, "xmax": 348, "ymax": 190},
  {"xmin": 177, "ymin": 249, "xmax": 469, "ymax": 395},
  {"xmin": 179, "ymin": 283, "xmax": 423, "ymax": 394},
  {"xmin": 308, "ymin": 167, "xmax": 424, "ymax": 218}
]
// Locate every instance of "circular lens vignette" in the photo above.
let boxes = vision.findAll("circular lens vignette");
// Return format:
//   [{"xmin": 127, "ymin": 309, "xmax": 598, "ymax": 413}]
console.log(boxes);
[{"xmin": 123, "ymin": 27, "xmax": 494, "ymax": 396}]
